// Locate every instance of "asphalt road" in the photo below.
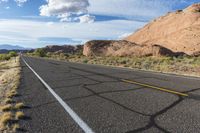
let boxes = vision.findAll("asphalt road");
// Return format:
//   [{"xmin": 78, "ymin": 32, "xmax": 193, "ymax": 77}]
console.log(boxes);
[{"xmin": 16, "ymin": 56, "xmax": 200, "ymax": 133}]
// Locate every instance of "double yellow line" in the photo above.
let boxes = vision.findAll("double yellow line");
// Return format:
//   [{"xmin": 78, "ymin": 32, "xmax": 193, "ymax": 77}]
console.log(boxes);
[{"xmin": 122, "ymin": 79, "xmax": 188, "ymax": 97}]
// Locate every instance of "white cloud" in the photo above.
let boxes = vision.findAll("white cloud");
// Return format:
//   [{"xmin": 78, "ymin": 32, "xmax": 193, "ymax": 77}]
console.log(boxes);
[
  {"xmin": 40, "ymin": 0, "xmax": 89, "ymax": 16},
  {"xmin": 79, "ymin": 14, "xmax": 95, "ymax": 23},
  {"xmin": 40, "ymin": 0, "xmax": 95, "ymax": 23},
  {"xmin": 0, "ymin": 19, "xmax": 146, "ymax": 48},
  {"xmin": 58, "ymin": 13, "xmax": 72, "ymax": 22}
]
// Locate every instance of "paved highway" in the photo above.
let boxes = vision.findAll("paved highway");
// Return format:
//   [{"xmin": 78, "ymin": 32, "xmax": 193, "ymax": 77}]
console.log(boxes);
[{"xmin": 16, "ymin": 56, "xmax": 200, "ymax": 133}]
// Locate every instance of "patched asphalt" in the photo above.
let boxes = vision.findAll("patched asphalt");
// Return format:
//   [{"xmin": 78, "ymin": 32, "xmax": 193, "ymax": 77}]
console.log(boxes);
[{"xmin": 16, "ymin": 56, "xmax": 200, "ymax": 133}]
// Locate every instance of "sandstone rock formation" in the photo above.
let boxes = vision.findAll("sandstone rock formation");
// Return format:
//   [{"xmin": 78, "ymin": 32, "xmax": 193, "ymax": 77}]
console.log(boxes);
[
  {"xmin": 83, "ymin": 3, "xmax": 200, "ymax": 57},
  {"xmin": 125, "ymin": 3, "xmax": 200, "ymax": 56},
  {"xmin": 83, "ymin": 40, "xmax": 177, "ymax": 57}
]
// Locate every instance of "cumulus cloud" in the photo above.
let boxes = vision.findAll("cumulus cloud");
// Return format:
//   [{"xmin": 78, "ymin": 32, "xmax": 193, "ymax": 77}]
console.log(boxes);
[
  {"xmin": 0, "ymin": 19, "xmax": 146, "ymax": 47},
  {"xmin": 40, "ymin": 0, "xmax": 95, "ymax": 23},
  {"xmin": 79, "ymin": 14, "xmax": 95, "ymax": 23}
]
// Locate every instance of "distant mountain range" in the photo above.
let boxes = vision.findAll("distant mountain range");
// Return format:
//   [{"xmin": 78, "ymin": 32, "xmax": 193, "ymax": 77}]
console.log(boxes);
[{"xmin": 0, "ymin": 44, "xmax": 29, "ymax": 50}]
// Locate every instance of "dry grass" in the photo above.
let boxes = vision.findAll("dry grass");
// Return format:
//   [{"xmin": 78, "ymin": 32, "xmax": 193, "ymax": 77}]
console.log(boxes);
[
  {"xmin": 0, "ymin": 56, "xmax": 23, "ymax": 132},
  {"xmin": 31, "ymin": 51, "xmax": 200, "ymax": 76},
  {"xmin": 1, "ymin": 104, "xmax": 13, "ymax": 112},
  {"xmin": 15, "ymin": 103, "xmax": 25, "ymax": 110},
  {"xmin": 10, "ymin": 90, "xmax": 17, "ymax": 94},
  {"xmin": 4, "ymin": 98, "xmax": 13, "ymax": 104},
  {"xmin": 50, "ymin": 54, "xmax": 200, "ymax": 77},
  {"xmin": 0, "ymin": 57, "xmax": 21, "ymax": 100},
  {"xmin": 0, "ymin": 112, "xmax": 13, "ymax": 130},
  {"xmin": 6, "ymin": 91, "xmax": 18, "ymax": 98},
  {"xmin": 12, "ymin": 124, "xmax": 20, "ymax": 132},
  {"xmin": 15, "ymin": 111, "xmax": 25, "ymax": 120},
  {"xmin": 6, "ymin": 89, "xmax": 18, "ymax": 98}
]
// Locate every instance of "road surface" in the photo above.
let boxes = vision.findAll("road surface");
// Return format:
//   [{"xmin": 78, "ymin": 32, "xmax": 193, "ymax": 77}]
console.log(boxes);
[{"xmin": 16, "ymin": 56, "xmax": 200, "ymax": 133}]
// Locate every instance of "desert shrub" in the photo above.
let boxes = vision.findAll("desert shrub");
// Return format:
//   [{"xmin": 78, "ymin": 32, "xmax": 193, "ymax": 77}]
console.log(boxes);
[
  {"xmin": 82, "ymin": 59, "xmax": 88, "ymax": 63},
  {"xmin": 119, "ymin": 59, "xmax": 127, "ymax": 64},
  {"xmin": 141, "ymin": 58, "xmax": 153, "ymax": 69},
  {"xmin": 193, "ymin": 57, "xmax": 200, "ymax": 65},
  {"xmin": 34, "ymin": 48, "xmax": 46, "ymax": 57},
  {"xmin": 46, "ymin": 52, "xmax": 52, "ymax": 57},
  {"xmin": 58, "ymin": 53, "xmax": 67, "ymax": 60},
  {"xmin": 64, "ymin": 53, "xmax": 69, "ymax": 57},
  {"xmin": 0, "ymin": 54, "xmax": 11, "ymax": 61},
  {"xmin": 26, "ymin": 52, "xmax": 34, "ymax": 56},
  {"xmin": 8, "ymin": 51, "xmax": 17, "ymax": 57}
]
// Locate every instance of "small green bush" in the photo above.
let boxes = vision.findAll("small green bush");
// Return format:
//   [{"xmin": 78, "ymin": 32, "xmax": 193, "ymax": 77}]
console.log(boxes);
[
  {"xmin": 83, "ymin": 59, "xmax": 88, "ymax": 63},
  {"xmin": 0, "ymin": 54, "xmax": 11, "ymax": 61},
  {"xmin": 34, "ymin": 48, "xmax": 46, "ymax": 57},
  {"xmin": 9, "ymin": 51, "xmax": 17, "ymax": 57}
]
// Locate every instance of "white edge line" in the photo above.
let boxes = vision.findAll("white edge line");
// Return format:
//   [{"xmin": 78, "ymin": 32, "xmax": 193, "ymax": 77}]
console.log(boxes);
[{"xmin": 22, "ymin": 57, "xmax": 94, "ymax": 133}]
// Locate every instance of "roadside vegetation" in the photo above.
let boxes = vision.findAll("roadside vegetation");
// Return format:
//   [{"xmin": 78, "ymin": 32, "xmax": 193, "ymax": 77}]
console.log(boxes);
[
  {"xmin": 27, "ymin": 50, "xmax": 200, "ymax": 77},
  {"xmin": 33, "ymin": 48, "xmax": 46, "ymax": 57},
  {"xmin": 0, "ymin": 51, "xmax": 18, "ymax": 61},
  {"xmin": 0, "ymin": 53, "xmax": 26, "ymax": 132},
  {"xmin": 68, "ymin": 55, "xmax": 200, "ymax": 77}
]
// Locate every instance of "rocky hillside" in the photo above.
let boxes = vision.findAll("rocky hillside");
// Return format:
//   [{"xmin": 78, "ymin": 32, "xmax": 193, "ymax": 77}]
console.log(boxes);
[
  {"xmin": 83, "ymin": 3, "xmax": 200, "ymax": 57},
  {"xmin": 83, "ymin": 40, "xmax": 180, "ymax": 57},
  {"xmin": 125, "ymin": 3, "xmax": 200, "ymax": 56},
  {"xmin": 43, "ymin": 45, "xmax": 83, "ymax": 54}
]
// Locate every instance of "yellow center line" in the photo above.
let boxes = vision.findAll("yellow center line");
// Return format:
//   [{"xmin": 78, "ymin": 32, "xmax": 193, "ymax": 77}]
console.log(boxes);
[{"xmin": 122, "ymin": 79, "xmax": 188, "ymax": 97}]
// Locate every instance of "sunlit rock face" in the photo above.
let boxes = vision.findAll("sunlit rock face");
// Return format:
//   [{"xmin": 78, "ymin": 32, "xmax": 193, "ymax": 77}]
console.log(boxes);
[{"xmin": 125, "ymin": 3, "xmax": 200, "ymax": 56}]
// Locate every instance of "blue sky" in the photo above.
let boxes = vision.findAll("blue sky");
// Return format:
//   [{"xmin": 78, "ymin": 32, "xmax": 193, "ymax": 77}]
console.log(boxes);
[{"xmin": 0, "ymin": 0, "xmax": 199, "ymax": 48}]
